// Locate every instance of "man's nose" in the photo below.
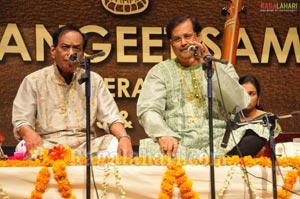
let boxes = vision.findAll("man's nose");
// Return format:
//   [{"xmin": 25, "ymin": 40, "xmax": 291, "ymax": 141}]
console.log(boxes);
[
  {"xmin": 69, "ymin": 48, "xmax": 77, "ymax": 55},
  {"xmin": 180, "ymin": 36, "xmax": 189, "ymax": 45}
]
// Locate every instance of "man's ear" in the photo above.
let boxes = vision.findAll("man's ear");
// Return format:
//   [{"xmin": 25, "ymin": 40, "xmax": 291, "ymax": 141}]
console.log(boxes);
[{"xmin": 50, "ymin": 45, "xmax": 55, "ymax": 58}]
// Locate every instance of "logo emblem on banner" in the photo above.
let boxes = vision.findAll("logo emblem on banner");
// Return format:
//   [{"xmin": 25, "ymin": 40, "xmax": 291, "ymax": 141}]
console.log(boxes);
[{"xmin": 101, "ymin": 0, "xmax": 149, "ymax": 15}]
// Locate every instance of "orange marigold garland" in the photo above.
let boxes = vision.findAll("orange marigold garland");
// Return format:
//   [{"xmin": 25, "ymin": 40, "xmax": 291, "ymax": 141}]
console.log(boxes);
[
  {"xmin": 158, "ymin": 163, "xmax": 200, "ymax": 199},
  {"xmin": 52, "ymin": 160, "xmax": 76, "ymax": 198},
  {"xmin": 29, "ymin": 145, "xmax": 76, "ymax": 199},
  {"xmin": 277, "ymin": 168, "xmax": 300, "ymax": 199},
  {"xmin": 1, "ymin": 151, "xmax": 300, "ymax": 198},
  {"xmin": 30, "ymin": 167, "xmax": 50, "ymax": 199}
]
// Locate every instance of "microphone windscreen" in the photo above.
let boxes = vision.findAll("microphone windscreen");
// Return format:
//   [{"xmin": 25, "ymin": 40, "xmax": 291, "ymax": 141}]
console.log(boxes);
[
  {"xmin": 188, "ymin": 45, "xmax": 199, "ymax": 55},
  {"xmin": 68, "ymin": 53, "xmax": 79, "ymax": 64}
]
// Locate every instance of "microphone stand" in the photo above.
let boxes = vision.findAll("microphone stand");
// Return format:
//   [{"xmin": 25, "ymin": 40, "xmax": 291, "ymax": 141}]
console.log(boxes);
[
  {"xmin": 78, "ymin": 56, "xmax": 92, "ymax": 199},
  {"xmin": 235, "ymin": 111, "xmax": 300, "ymax": 199},
  {"xmin": 200, "ymin": 55, "xmax": 228, "ymax": 199},
  {"xmin": 263, "ymin": 115, "xmax": 277, "ymax": 199},
  {"xmin": 202, "ymin": 60, "xmax": 216, "ymax": 199},
  {"xmin": 74, "ymin": 51, "xmax": 105, "ymax": 199}
]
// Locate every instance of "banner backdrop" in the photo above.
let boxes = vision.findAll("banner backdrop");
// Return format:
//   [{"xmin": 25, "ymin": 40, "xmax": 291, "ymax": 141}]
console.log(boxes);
[{"xmin": 0, "ymin": 0, "xmax": 299, "ymax": 147}]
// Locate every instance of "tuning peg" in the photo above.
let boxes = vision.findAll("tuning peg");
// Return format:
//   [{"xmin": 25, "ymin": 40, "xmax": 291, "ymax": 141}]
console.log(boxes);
[{"xmin": 221, "ymin": 7, "xmax": 230, "ymax": 16}]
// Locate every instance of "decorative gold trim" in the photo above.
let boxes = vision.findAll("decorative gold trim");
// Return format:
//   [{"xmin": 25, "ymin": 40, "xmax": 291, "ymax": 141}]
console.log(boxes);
[
  {"xmin": 178, "ymin": 64, "xmax": 203, "ymax": 108},
  {"xmin": 101, "ymin": 0, "xmax": 149, "ymax": 15}
]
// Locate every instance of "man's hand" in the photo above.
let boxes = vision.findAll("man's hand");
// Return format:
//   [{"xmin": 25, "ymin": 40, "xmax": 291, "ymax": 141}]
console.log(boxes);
[
  {"xmin": 110, "ymin": 122, "xmax": 133, "ymax": 157},
  {"xmin": 117, "ymin": 137, "xmax": 133, "ymax": 157},
  {"xmin": 18, "ymin": 126, "xmax": 43, "ymax": 151},
  {"xmin": 158, "ymin": 136, "xmax": 179, "ymax": 157}
]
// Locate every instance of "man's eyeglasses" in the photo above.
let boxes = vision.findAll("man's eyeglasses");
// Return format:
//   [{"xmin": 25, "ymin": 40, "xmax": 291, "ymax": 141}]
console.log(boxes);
[{"xmin": 171, "ymin": 33, "xmax": 195, "ymax": 45}]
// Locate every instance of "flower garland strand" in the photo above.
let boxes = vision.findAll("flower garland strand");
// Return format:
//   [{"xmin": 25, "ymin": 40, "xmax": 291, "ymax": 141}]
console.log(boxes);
[
  {"xmin": 113, "ymin": 163, "xmax": 126, "ymax": 198},
  {"xmin": 29, "ymin": 145, "xmax": 76, "ymax": 199},
  {"xmin": 52, "ymin": 160, "xmax": 76, "ymax": 199},
  {"xmin": 101, "ymin": 164, "xmax": 110, "ymax": 199},
  {"xmin": 217, "ymin": 165, "xmax": 236, "ymax": 199},
  {"xmin": 100, "ymin": 162, "xmax": 126, "ymax": 199},
  {"xmin": 240, "ymin": 167, "xmax": 263, "ymax": 199},
  {"xmin": 158, "ymin": 162, "xmax": 200, "ymax": 199},
  {"xmin": 30, "ymin": 167, "xmax": 51, "ymax": 199},
  {"xmin": 277, "ymin": 168, "xmax": 300, "ymax": 199},
  {"xmin": 2, "ymin": 149, "xmax": 300, "ymax": 199}
]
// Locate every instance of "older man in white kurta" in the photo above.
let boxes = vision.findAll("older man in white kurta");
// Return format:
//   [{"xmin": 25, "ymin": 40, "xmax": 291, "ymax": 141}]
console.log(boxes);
[{"xmin": 12, "ymin": 64, "xmax": 122, "ymax": 155}]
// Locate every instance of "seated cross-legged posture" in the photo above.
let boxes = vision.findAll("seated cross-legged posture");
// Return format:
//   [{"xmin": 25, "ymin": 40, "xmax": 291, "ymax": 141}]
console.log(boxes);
[
  {"xmin": 137, "ymin": 14, "xmax": 251, "ymax": 160},
  {"xmin": 12, "ymin": 25, "xmax": 133, "ymax": 157}
]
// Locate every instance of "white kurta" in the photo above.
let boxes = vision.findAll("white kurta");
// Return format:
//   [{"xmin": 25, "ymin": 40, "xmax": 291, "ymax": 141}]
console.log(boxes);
[{"xmin": 12, "ymin": 64, "xmax": 122, "ymax": 154}]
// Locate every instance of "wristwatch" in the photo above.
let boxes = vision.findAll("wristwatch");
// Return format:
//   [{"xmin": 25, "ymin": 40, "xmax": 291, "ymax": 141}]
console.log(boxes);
[{"xmin": 117, "ymin": 133, "xmax": 131, "ymax": 141}]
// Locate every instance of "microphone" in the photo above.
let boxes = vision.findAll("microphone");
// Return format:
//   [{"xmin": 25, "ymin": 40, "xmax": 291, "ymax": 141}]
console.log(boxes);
[
  {"xmin": 188, "ymin": 45, "xmax": 199, "ymax": 55},
  {"xmin": 68, "ymin": 51, "xmax": 106, "ymax": 65},
  {"xmin": 221, "ymin": 119, "xmax": 237, "ymax": 148},
  {"xmin": 221, "ymin": 107, "xmax": 238, "ymax": 148},
  {"xmin": 236, "ymin": 111, "xmax": 300, "ymax": 127},
  {"xmin": 203, "ymin": 55, "xmax": 228, "ymax": 65},
  {"xmin": 85, "ymin": 51, "xmax": 105, "ymax": 60},
  {"xmin": 68, "ymin": 53, "xmax": 79, "ymax": 64},
  {"xmin": 188, "ymin": 45, "xmax": 229, "ymax": 65}
]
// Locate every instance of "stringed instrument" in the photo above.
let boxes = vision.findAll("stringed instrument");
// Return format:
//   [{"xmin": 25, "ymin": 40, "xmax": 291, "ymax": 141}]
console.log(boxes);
[{"xmin": 221, "ymin": 0, "xmax": 246, "ymax": 65}]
